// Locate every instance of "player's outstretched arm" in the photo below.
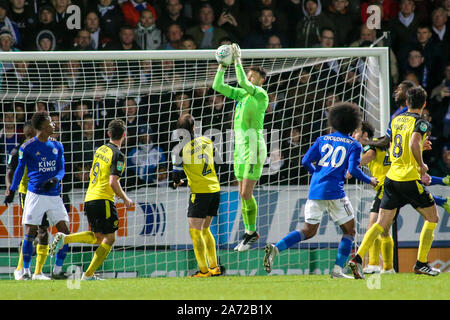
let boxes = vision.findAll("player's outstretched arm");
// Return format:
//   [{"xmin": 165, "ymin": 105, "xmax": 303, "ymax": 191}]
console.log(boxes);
[
  {"xmin": 212, "ymin": 63, "xmax": 246, "ymax": 101},
  {"xmin": 301, "ymin": 139, "xmax": 320, "ymax": 175},
  {"xmin": 348, "ymin": 145, "xmax": 377, "ymax": 187},
  {"xmin": 232, "ymin": 44, "xmax": 257, "ymax": 95}
]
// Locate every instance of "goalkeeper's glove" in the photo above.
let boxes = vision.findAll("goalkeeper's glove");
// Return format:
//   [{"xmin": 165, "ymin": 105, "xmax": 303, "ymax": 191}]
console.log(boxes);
[
  {"xmin": 4, "ymin": 189, "xmax": 15, "ymax": 206},
  {"xmin": 218, "ymin": 63, "xmax": 227, "ymax": 71},
  {"xmin": 41, "ymin": 177, "xmax": 59, "ymax": 191},
  {"xmin": 172, "ymin": 171, "xmax": 185, "ymax": 189},
  {"xmin": 231, "ymin": 43, "xmax": 241, "ymax": 64}
]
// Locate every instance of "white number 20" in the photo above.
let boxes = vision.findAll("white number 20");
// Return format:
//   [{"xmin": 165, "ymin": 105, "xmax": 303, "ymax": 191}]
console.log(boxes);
[{"xmin": 317, "ymin": 144, "xmax": 347, "ymax": 168}]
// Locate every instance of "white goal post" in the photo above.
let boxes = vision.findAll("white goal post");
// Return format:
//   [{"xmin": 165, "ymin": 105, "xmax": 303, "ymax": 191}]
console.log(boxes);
[{"xmin": 0, "ymin": 47, "xmax": 390, "ymax": 278}]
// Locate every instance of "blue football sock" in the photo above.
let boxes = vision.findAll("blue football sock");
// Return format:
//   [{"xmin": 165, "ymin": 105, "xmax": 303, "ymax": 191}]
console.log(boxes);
[
  {"xmin": 22, "ymin": 235, "xmax": 35, "ymax": 269},
  {"xmin": 55, "ymin": 244, "xmax": 69, "ymax": 267},
  {"xmin": 433, "ymin": 195, "xmax": 446, "ymax": 207},
  {"xmin": 335, "ymin": 234, "xmax": 354, "ymax": 268},
  {"xmin": 275, "ymin": 230, "xmax": 305, "ymax": 252},
  {"xmin": 430, "ymin": 176, "xmax": 443, "ymax": 186}
]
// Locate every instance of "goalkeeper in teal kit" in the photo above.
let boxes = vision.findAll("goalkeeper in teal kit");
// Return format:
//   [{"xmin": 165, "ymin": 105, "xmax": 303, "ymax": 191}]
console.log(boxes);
[{"xmin": 212, "ymin": 44, "xmax": 269, "ymax": 251}]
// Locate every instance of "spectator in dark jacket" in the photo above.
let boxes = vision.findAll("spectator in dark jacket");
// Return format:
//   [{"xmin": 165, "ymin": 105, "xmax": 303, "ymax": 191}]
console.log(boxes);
[
  {"xmin": 84, "ymin": 11, "xmax": 110, "ymax": 50},
  {"xmin": 400, "ymin": 25, "xmax": 447, "ymax": 92},
  {"xmin": 0, "ymin": 0, "xmax": 21, "ymax": 47},
  {"xmin": 157, "ymin": 0, "xmax": 193, "ymax": 33},
  {"xmin": 295, "ymin": 0, "xmax": 335, "ymax": 48},
  {"xmin": 103, "ymin": 24, "xmax": 142, "ymax": 50},
  {"xmin": 88, "ymin": 0, "xmax": 124, "ymax": 44},
  {"xmin": 185, "ymin": 3, "xmax": 228, "ymax": 49},
  {"xmin": 214, "ymin": 0, "xmax": 249, "ymax": 44},
  {"xmin": 242, "ymin": 7, "xmax": 287, "ymax": 49},
  {"xmin": 325, "ymin": 0, "xmax": 358, "ymax": 47},
  {"xmin": 72, "ymin": 29, "xmax": 95, "ymax": 50},
  {"xmin": 386, "ymin": 0, "xmax": 420, "ymax": 56},
  {"xmin": 162, "ymin": 22, "xmax": 183, "ymax": 49},
  {"xmin": 431, "ymin": 7, "xmax": 450, "ymax": 59},
  {"xmin": 8, "ymin": 0, "xmax": 37, "ymax": 46},
  {"xmin": 30, "ymin": 4, "xmax": 71, "ymax": 50},
  {"xmin": 401, "ymin": 47, "xmax": 431, "ymax": 92}
]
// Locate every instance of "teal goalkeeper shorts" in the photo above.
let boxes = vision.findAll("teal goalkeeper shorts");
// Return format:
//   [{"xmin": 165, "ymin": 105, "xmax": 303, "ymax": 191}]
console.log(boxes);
[{"xmin": 233, "ymin": 142, "xmax": 267, "ymax": 181}]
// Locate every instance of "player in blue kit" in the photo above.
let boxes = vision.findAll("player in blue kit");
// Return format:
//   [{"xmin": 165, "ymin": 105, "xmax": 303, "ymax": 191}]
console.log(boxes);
[
  {"xmin": 263, "ymin": 103, "xmax": 378, "ymax": 278},
  {"xmin": 4, "ymin": 112, "xmax": 70, "ymax": 280}
]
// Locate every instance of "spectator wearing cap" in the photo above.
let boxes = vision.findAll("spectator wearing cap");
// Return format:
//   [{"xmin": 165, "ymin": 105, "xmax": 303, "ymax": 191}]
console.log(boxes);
[
  {"xmin": 185, "ymin": 3, "xmax": 229, "ymax": 49},
  {"xmin": 0, "ymin": 27, "xmax": 18, "ymax": 87},
  {"xmin": 295, "ymin": 0, "xmax": 335, "ymax": 48},
  {"xmin": 127, "ymin": 124, "xmax": 166, "ymax": 185},
  {"xmin": 122, "ymin": 0, "xmax": 158, "ymax": 28},
  {"xmin": 0, "ymin": 27, "xmax": 18, "ymax": 51},
  {"xmin": 135, "ymin": 9, "xmax": 163, "ymax": 49},
  {"xmin": 0, "ymin": 0, "xmax": 21, "ymax": 47}
]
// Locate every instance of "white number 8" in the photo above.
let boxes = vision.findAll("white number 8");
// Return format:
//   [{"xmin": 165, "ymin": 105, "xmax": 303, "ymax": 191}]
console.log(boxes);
[{"xmin": 317, "ymin": 144, "xmax": 347, "ymax": 168}]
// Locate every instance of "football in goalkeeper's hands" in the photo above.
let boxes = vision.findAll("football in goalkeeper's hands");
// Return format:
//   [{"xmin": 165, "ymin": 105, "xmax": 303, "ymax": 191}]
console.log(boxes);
[{"xmin": 215, "ymin": 44, "xmax": 233, "ymax": 66}]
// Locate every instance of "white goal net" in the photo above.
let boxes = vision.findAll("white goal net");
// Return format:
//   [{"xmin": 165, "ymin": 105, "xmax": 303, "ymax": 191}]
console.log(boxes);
[{"xmin": 0, "ymin": 48, "xmax": 389, "ymax": 278}]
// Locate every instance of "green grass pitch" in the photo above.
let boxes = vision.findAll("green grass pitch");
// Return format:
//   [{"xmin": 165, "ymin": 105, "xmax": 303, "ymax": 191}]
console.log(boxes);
[{"xmin": 1, "ymin": 273, "xmax": 449, "ymax": 300}]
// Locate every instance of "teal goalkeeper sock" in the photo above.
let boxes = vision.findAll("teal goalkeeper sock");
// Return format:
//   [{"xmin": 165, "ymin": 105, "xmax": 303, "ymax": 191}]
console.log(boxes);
[{"xmin": 243, "ymin": 196, "xmax": 257, "ymax": 232}]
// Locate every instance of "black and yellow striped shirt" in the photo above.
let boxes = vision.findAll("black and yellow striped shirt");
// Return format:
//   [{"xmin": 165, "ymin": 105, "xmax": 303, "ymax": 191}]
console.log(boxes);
[
  {"xmin": 387, "ymin": 112, "xmax": 430, "ymax": 182},
  {"xmin": 85, "ymin": 142, "xmax": 125, "ymax": 202},
  {"xmin": 173, "ymin": 136, "xmax": 220, "ymax": 193}
]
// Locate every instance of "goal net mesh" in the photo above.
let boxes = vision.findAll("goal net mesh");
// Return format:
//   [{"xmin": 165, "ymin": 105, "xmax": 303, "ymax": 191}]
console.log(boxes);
[{"xmin": 0, "ymin": 49, "xmax": 385, "ymax": 278}]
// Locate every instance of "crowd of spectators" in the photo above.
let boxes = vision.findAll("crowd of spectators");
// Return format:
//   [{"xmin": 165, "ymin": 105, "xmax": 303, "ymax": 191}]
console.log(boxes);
[{"xmin": 0, "ymin": 0, "xmax": 449, "ymax": 193}]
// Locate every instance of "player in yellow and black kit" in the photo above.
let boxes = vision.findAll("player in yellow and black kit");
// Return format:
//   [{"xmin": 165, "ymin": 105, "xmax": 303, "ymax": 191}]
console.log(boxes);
[
  {"xmin": 172, "ymin": 114, "xmax": 224, "ymax": 278},
  {"xmin": 49, "ymin": 119, "xmax": 134, "ymax": 280},
  {"xmin": 349, "ymin": 86, "xmax": 441, "ymax": 278},
  {"xmin": 353, "ymin": 122, "xmax": 396, "ymax": 274}
]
